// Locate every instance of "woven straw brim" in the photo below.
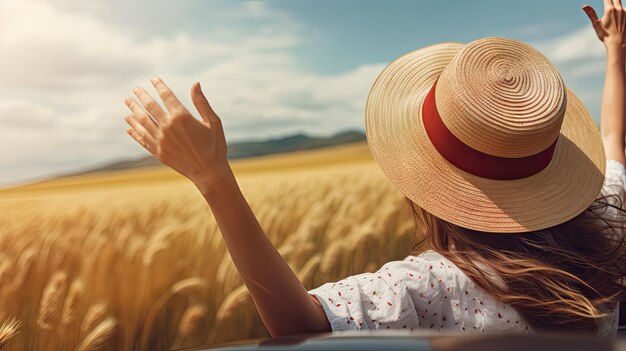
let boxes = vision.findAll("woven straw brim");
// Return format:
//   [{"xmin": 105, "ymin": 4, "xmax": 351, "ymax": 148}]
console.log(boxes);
[{"xmin": 365, "ymin": 42, "xmax": 606, "ymax": 233}]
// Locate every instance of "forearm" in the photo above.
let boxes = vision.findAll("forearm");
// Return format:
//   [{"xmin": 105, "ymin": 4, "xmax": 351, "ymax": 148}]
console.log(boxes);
[
  {"xmin": 600, "ymin": 44, "xmax": 626, "ymax": 165},
  {"xmin": 195, "ymin": 169, "xmax": 331, "ymax": 336}
]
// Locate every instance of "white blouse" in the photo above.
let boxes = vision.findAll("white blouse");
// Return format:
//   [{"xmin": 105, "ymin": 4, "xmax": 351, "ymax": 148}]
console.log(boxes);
[{"xmin": 308, "ymin": 159, "xmax": 626, "ymax": 335}]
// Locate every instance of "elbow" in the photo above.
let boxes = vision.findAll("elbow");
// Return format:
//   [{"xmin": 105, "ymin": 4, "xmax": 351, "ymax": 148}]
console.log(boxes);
[{"xmin": 265, "ymin": 297, "xmax": 332, "ymax": 338}]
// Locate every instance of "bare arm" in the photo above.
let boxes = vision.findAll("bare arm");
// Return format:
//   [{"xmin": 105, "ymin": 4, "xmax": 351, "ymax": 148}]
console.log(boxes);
[
  {"xmin": 197, "ymin": 168, "xmax": 331, "ymax": 336},
  {"xmin": 584, "ymin": 0, "xmax": 626, "ymax": 166},
  {"xmin": 601, "ymin": 45, "xmax": 626, "ymax": 166},
  {"xmin": 123, "ymin": 77, "xmax": 331, "ymax": 336}
]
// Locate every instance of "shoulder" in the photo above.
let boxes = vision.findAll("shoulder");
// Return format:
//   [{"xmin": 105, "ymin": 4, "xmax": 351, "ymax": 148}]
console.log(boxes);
[
  {"xmin": 393, "ymin": 249, "xmax": 468, "ymax": 280},
  {"xmin": 375, "ymin": 250, "xmax": 455, "ymax": 280},
  {"xmin": 376, "ymin": 250, "xmax": 478, "ymax": 303},
  {"xmin": 398, "ymin": 250, "xmax": 477, "ymax": 291},
  {"xmin": 308, "ymin": 250, "xmax": 530, "ymax": 332}
]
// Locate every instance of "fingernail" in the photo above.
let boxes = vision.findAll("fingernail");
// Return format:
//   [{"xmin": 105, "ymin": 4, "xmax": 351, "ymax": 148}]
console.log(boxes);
[
  {"xmin": 133, "ymin": 86, "xmax": 140, "ymax": 94},
  {"xmin": 124, "ymin": 97, "xmax": 131, "ymax": 105},
  {"xmin": 151, "ymin": 76, "xmax": 159, "ymax": 84}
]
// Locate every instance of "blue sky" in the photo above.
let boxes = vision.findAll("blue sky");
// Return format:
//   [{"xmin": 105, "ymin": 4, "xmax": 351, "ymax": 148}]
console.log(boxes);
[
  {"xmin": 278, "ymin": 0, "xmax": 587, "ymax": 73},
  {"xmin": 0, "ymin": 0, "xmax": 610, "ymax": 186}
]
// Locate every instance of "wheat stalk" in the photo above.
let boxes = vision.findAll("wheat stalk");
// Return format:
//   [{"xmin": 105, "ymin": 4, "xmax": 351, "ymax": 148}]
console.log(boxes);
[
  {"xmin": 178, "ymin": 304, "xmax": 207, "ymax": 338},
  {"xmin": 0, "ymin": 316, "xmax": 21, "ymax": 349},
  {"xmin": 319, "ymin": 241, "xmax": 345, "ymax": 276},
  {"xmin": 140, "ymin": 277, "xmax": 207, "ymax": 350},
  {"xmin": 216, "ymin": 285, "xmax": 250, "ymax": 322},
  {"xmin": 62, "ymin": 278, "xmax": 86, "ymax": 325},
  {"xmin": 5, "ymin": 248, "xmax": 36, "ymax": 295},
  {"xmin": 169, "ymin": 278, "xmax": 207, "ymax": 296},
  {"xmin": 142, "ymin": 240, "xmax": 169, "ymax": 267},
  {"xmin": 37, "ymin": 271, "xmax": 68, "ymax": 329},
  {"xmin": 297, "ymin": 254, "xmax": 322, "ymax": 285},
  {"xmin": 81, "ymin": 302, "xmax": 108, "ymax": 333},
  {"xmin": 0, "ymin": 256, "xmax": 12, "ymax": 298},
  {"xmin": 76, "ymin": 317, "xmax": 117, "ymax": 351}
]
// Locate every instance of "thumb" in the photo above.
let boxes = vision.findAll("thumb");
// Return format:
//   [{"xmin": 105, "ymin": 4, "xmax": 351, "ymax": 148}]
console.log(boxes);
[
  {"xmin": 583, "ymin": 5, "xmax": 607, "ymax": 41},
  {"xmin": 191, "ymin": 81, "xmax": 216, "ymax": 123},
  {"xmin": 582, "ymin": 5, "xmax": 599, "ymax": 23}
]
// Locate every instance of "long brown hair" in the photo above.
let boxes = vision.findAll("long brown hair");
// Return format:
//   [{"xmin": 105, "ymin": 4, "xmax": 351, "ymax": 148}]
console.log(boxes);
[{"xmin": 407, "ymin": 190, "xmax": 626, "ymax": 333}]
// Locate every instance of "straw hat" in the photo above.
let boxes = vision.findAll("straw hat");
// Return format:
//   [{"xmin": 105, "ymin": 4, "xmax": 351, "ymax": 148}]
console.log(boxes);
[{"xmin": 365, "ymin": 37, "xmax": 605, "ymax": 233}]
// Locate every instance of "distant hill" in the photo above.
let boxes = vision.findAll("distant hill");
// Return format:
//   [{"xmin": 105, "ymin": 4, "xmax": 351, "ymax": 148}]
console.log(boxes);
[{"xmin": 61, "ymin": 129, "xmax": 366, "ymax": 177}]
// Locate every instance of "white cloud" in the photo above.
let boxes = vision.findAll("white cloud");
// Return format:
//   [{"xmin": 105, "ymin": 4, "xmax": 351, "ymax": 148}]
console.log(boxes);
[
  {"xmin": 0, "ymin": 101, "xmax": 56, "ymax": 129},
  {"xmin": 0, "ymin": 0, "xmax": 382, "ymax": 187},
  {"xmin": 535, "ymin": 27, "xmax": 605, "ymax": 64}
]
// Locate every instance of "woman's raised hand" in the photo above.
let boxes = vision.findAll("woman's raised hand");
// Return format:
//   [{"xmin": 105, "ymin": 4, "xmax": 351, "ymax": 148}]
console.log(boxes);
[
  {"xmin": 123, "ymin": 77, "xmax": 233, "ymax": 192},
  {"xmin": 584, "ymin": 1, "xmax": 626, "ymax": 167},
  {"xmin": 583, "ymin": 0, "xmax": 626, "ymax": 50}
]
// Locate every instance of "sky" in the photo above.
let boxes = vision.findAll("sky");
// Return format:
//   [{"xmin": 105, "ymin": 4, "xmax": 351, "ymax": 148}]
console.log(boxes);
[{"xmin": 0, "ymin": 0, "xmax": 611, "ymax": 187}]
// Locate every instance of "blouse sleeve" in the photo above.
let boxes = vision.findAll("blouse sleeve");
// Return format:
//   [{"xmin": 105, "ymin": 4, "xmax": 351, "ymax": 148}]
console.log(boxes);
[
  {"xmin": 307, "ymin": 251, "xmax": 528, "ymax": 333},
  {"xmin": 597, "ymin": 159, "xmax": 626, "ymax": 222},
  {"xmin": 601, "ymin": 159, "xmax": 626, "ymax": 198},
  {"xmin": 307, "ymin": 258, "xmax": 421, "ymax": 331}
]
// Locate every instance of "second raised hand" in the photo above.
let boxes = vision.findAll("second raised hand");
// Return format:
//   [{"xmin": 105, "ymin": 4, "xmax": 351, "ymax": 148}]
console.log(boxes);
[
  {"xmin": 123, "ymin": 77, "xmax": 233, "ymax": 192},
  {"xmin": 583, "ymin": 0, "xmax": 626, "ymax": 49}
]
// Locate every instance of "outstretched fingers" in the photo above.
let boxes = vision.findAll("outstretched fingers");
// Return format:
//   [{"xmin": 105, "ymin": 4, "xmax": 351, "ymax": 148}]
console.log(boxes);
[
  {"xmin": 133, "ymin": 86, "xmax": 167, "ymax": 124},
  {"xmin": 151, "ymin": 76, "xmax": 185, "ymax": 114},
  {"xmin": 124, "ymin": 114, "xmax": 158, "ymax": 153},
  {"xmin": 610, "ymin": 0, "xmax": 626, "ymax": 35},
  {"xmin": 124, "ymin": 96, "xmax": 160, "ymax": 139}
]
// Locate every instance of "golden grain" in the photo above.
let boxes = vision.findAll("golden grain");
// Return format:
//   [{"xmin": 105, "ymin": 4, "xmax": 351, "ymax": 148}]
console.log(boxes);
[
  {"xmin": 62, "ymin": 279, "xmax": 86, "ymax": 325},
  {"xmin": 0, "ymin": 143, "xmax": 415, "ymax": 350},
  {"xmin": 0, "ymin": 316, "xmax": 21, "ymax": 349},
  {"xmin": 37, "ymin": 271, "xmax": 68, "ymax": 330},
  {"xmin": 178, "ymin": 304, "xmax": 207, "ymax": 338},
  {"xmin": 216, "ymin": 285, "xmax": 250, "ymax": 322},
  {"xmin": 81, "ymin": 302, "xmax": 108, "ymax": 333},
  {"xmin": 76, "ymin": 317, "xmax": 117, "ymax": 351}
]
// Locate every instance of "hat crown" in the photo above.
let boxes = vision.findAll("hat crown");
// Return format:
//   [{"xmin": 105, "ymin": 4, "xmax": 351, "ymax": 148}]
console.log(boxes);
[{"xmin": 435, "ymin": 37, "xmax": 566, "ymax": 158}]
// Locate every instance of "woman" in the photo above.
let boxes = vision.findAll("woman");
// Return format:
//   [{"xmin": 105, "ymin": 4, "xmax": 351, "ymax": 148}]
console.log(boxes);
[{"xmin": 122, "ymin": 1, "xmax": 626, "ymax": 335}]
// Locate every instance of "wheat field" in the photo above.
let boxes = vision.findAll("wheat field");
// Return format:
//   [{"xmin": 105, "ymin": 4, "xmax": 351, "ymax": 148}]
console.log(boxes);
[{"xmin": 0, "ymin": 142, "xmax": 421, "ymax": 350}]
